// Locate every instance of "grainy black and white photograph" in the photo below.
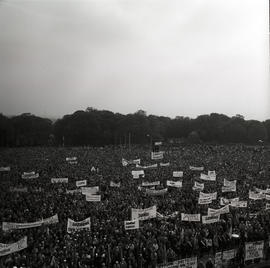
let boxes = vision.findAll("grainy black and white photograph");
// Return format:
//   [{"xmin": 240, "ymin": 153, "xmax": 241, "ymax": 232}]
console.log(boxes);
[{"xmin": 0, "ymin": 0, "xmax": 269, "ymax": 267}]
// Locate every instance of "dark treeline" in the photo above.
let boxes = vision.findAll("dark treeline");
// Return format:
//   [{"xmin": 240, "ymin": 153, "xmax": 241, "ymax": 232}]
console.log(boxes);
[{"xmin": 0, "ymin": 108, "xmax": 270, "ymax": 147}]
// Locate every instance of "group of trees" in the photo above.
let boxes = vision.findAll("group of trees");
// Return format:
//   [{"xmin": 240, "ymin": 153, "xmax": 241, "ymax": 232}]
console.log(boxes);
[{"xmin": 0, "ymin": 108, "xmax": 269, "ymax": 147}]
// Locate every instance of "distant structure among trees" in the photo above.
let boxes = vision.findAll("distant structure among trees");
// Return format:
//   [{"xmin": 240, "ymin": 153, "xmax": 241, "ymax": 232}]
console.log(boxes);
[{"xmin": 0, "ymin": 108, "xmax": 269, "ymax": 147}]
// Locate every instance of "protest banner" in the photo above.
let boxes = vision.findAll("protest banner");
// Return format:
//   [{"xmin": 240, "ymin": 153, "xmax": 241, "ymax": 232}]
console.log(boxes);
[
  {"xmin": 76, "ymin": 180, "xmax": 87, "ymax": 187},
  {"xmin": 136, "ymin": 164, "xmax": 158, "ymax": 169},
  {"xmin": 0, "ymin": 166, "xmax": 10, "ymax": 172},
  {"xmin": 208, "ymin": 205, "xmax": 230, "ymax": 216},
  {"xmin": 151, "ymin": 151, "xmax": 164, "ymax": 160},
  {"xmin": 66, "ymin": 189, "xmax": 82, "ymax": 194},
  {"xmin": 173, "ymin": 171, "xmax": 183, "ymax": 178},
  {"xmin": 110, "ymin": 181, "xmax": 121, "ymax": 187},
  {"xmin": 223, "ymin": 179, "xmax": 236, "ymax": 187},
  {"xmin": 181, "ymin": 213, "xmax": 201, "ymax": 222},
  {"xmin": 160, "ymin": 162, "xmax": 170, "ymax": 167},
  {"xmin": 157, "ymin": 211, "xmax": 178, "ymax": 220},
  {"xmin": 67, "ymin": 217, "xmax": 91, "ymax": 233},
  {"xmin": 124, "ymin": 220, "xmax": 139, "ymax": 230},
  {"xmin": 198, "ymin": 196, "xmax": 212, "ymax": 205},
  {"xmin": 208, "ymin": 170, "xmax": 216, "ymax": 179},
  {"xmin": 189, "ymin": 166, "xmax": 204, "ymax": 171},
  {"xmin": 220, "ymin": 197, "xmax": 239, "ymax": 206},
  {"xmin": 81, "ymin": 186, "xmax": 99, "ymax": 195},
  {"xmin": 192, "ymin": 181, "xmax": 204, "ymax": 191},
  {"xmin": 0, "ymin": 237, "xmax": 27, "ymax": 257},
  {"xmin": 122, "ymin": 158, "xmax": 141, "ymax": 166},
  {"xmin": 155, "ymin": 141, "xmax": 162, "ymax": 146},
  {"xmin": 230, "ymin": 200, "xmax": 247, "ymax": 208},
  {"xmin": 131, "ymin": 206, "xmax": 157, "ymax": 221},
  {"xmin": 2, "ymin": 214, "xmax": 59, "ymax": 231},
  {"xmin": 202, "ymin": 215, "xmax": 220, "ymax": 224},
  {"xmin": 66, "ymin": 157, "xmax": 77, "ymax": 161},
  {"xmin": 178, "ymin": 256, "xmax": 197, "ymax": 268},
  {"xmin": 51, "ymin": 178, "xmax": 68, "ymax": 183},
  {"xmin": 199, "ymin": 192, "xmax": 217, "ymax": 200},
  {"xmin": 132, "ymin": 170, "xmax": 145, "ymax": 179},
  {"xmin": 222, "ymin": 185, "xmax": 236, "ymax": 193},
  {"xmin": 167, "ymin": 180, "xmax": 182, "ymax": 188},
  {"xmin": 9, "ymin": 187, "xmax": 28, "ymax": 193},
  {"xmin": 142, "ymin": 181, "xmax": 160, "ymax": 187},
  {"xmin": 22, "ymin": 172, "xmax": 39, "ymax": 179},
  {"xmin": 146, "ymin": 188, "xmax": 168, "ymax": 196},
  {"xmin": 85, "ymin": 194, "xmax": 101, "ymax": 202},
  {"xmin": 266, "ymin": 203, "xmax": 270, "ymax": 210},
  {"xmin": 223, "ymin": 249, "xmax": 236, "ymax": 260},
  {"xmin": 215, "ymin": 252, "xmax": 222, "ymax": 268},
  {"xmin": 200, "ymin": 173, "xmax": 215, "ymax": 181},
  {"xmin": 249, "ymin": 190, "xmax": 265, "ymax": 200},
  {"xmin": 245, "ymin": 241, "xmax": 264, "ymax": 261}
]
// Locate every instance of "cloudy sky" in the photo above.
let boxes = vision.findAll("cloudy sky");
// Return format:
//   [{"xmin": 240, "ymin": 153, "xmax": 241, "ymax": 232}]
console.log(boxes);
[{"xmin": 0, "ymin": 0, "xmax": 269, "ymax": 120}]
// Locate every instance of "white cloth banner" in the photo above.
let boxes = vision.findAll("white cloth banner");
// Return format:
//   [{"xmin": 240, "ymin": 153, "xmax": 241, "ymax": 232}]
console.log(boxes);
[
  {"xmin": 208, "ymin": 205, "xmax": 230, "ymax": 216},
  {"xmin": 220, "ymin": 197, "xmax": 239, "ymax": 206},
  {"xmin": 66, "ymin": 189, "xmax": 81, "ymax": 194},
  {"xmin": 266, "ymin": 203, "xmax": 270, "ymax": 210},
  {"xmin": 81, "ymin": 186, "xmax": 99, "ymax": 195},
  {"xmin": 145, "ymin": 188, "xmax": 168, "ymax": 196},
  {"xmin": 67, "ymin": 218, "xmax": 91, "ymax": 233},
  {"xmin": 160, "ymin": 162, "xmax": 170, "ymax": 167},
  {"xmin": 2, "ymin": 214, "xmax": 59, "ymax": 231},
  {"xmin": 51, "ymin": 178, "xmax": 68, "ymax": 183},
  {"xmin": 86, "ymin": 194, "xmax": 101, "ymax": 202},
  {"xmin": 222, "ymin": 185, "xmax": 236, "ymax": 193},
  {"xmin": 151, "ymin": 151, "xmax": 164, "ymax": 160},
  {"xmin": 245, "ymin": 241, "xmax": 264, "ymax": 261},
  {"xmin": 124, "ymin": 220, "xmax": 139, "ymax": 230},
  {"xmin": 66, "ymin": 157, "xmax": 77, "ymax": 161},
  {"xmin": 249, "ymin": 190, "xmax": 265, "ymax": 200},
  {"xmin": 173, "ymin": 171, "xmax": 183, "ymax": 178},
  {"xmin": 223, "ymin": 179, "xmax": 236, "ymax": 187},
  {"xmin": 131, "ymin": 206, "xmax": 157, "ymax": 221},
  {"xmin": 223, "ymin": 249, "xmax": 236, "ymax": 260},
  {"xmin": 230, "ymin": 200, "xmax": 247, "ymax": 208},
  {"xmin": 22, "ymin": 172, "xmax": 39, "ymax": 179},
  {"xmin": 132, "ymin": 170, "xmax": 145, "ymax": 179},
  {"xmin": 9, "ymin": 187, "xmax": 28, "ymax": 193},
  {"xmin": 0, "ymin": 237, "xmax": 27, "ymax": 257},
  {"xmin": 76, "ymin": 180, "xmax": 87, "ymax": 187},
  {"xmin": 0, "ymin": 167, "xmax": 10, "ymax": 172},
  {"xmin": 155, "ymin": 141, "xmax": 162, "ymax": 146},
  {"xmin": 142, "ymin": 181, "xmax": 160, "ymax": 187},
  {"xmin": 200, "ymin": 173, "xmax": 215, "ymax": 181},
  {"xmin": 199, "ymin": 192, "xmax": 217, "ymax": 200},
  {"xmin": 208, "ymin": 171, "xmax": 216, "ymax": 179},
  {"xmin": 167, "ymin": 180, "xmax": 182, "ymax": 188},
  {"xmin": 136, "ymin": 164, "xmax": 158, "ymax": 169},
  {"xmin": 157, "ymin": 211, "xmax": 179, "ymax": 220},
  {"xmin": 110, "ymin": 181, "xmax": 121, "ymax": 187},
  {"xmin": 177, "ymin": 257, "xmax": 197, "ymax": 268},
  {"xmin": 192, "ymin": 181, "xmax": 204, "ymax": 191},
  {"xmin": 122, "ymin": 158, "xmax": 141, "ymax": 166},
  {"xmin": 181, "ymin": 213, "xmax": 201, "ymax": 222},
  {"xmin": 189, "ymin": 166, "xmax": 204, "ymax": 171},
  {"xmin": 202, "ymin": 215, "xmax": 220, "ymax": 224},
  {"xmin": 198, "ymin": 196, "xmax": 212, "ymax": 205}
]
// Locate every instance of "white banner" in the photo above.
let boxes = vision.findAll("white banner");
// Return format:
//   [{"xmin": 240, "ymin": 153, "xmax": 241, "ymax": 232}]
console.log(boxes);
[
  {"xmin": 199, "ymin": 192, "xmax": 217, "ymax": 200},
  {"xmin": 223, "ymin": 179, "xmax": 236, "ymax": 187},
  {"xmin": 249, "ymin": 190, "xmax": 265, "ymax": 200},
  {"xmin": 173, "ymin": 171, "xmax": 183, "ymax": 178},
  {"xmin": 9, "ymin": 187, "xmax": 28, "ymax": 193},
  {"xmin": 124, "ymin": 220, "xmax": 139, "ymax": 230},
  {"xmin": 81, "ymin": 186, "xmax": 99, "ymax": 195},
  {"xmin": 86, "ymin": 194, "xmax": 101, "ymax": 202},
  {"xmin": 151, "ymin": 151, "xmax": 164, "ymax": 160},
  {"xmin": 167, "ymin": 180, "xmax": 182, "ymax": 188},
  {"xmin": 136, "ymin": 164, "xmax": 158, "ymax": 169},
  {"xmin": 157, "ymin": 211, "xmax": 179, "ymax": 220},
  {"xmin": 142, "ymin": 181, "xmax": 160, "ymax": 187},
  {"xmin": 192, "ymin": 181, "xmax": 204, "ymax": 191},
  {"xmin": 266, "ymin": 203, "xmax": 270, "ymax": 210},
  {"xmin": 160, "ymin": 162, "xmax": 170, "ymax": 167},
  {"xmin": 131, "ymin": 206, "xmax": 157, "ymax": 221},
  {"xmin": 155, "ymin": 141, "xmax": 162, "ymax": 146},
  {"xmin": 208, "ymin": 170, "xmax": 216, "ymax": 179},
  {"xmin": 0, "ymin": 166, "xmax": 10, "ymax": 172},
  {"xmin": 222, "ymin": 185, "xmax": 236, "ymax": 193},
  {"xmin": 2, "ymin": 214, "xmax": 59, "ymax": 231},
  {"xmin": 230, "ymin": 200, "xmax": 247, "ymax": 208},
  {"xmin": 66, "ymin": 189, "xmax": 81, "ymax": 194},
  {"xmin": 66, "ymin": 157, "xmax": 77, "ymax": 161},
  {"xmin": 208, "ymin": 205, "xmax": 230, "ymax": 216},
  {"xmin": 189, "ymin": 166, "xmax": 204, "ymax": 171},
  {"xmin": 122, "ymin": 158, "xmax": 141, "ymax": 166},
  {"xmin": 223, "ymin": 249, "xmax": 236, "ymax": 260},
  {"xmin": 202, "ymin": 215, "xmax": 220, "ymax": 224},
  {"xmin": 181, "ymin": 213, "xmax": 201, "ymax": 222},
  {"xmin": 0, "ymin": 237, "xmax": 27, "ymax": 257},
  {"xmin": 145, "ymin": 188, "xmax": 168, "ymax": 196},
  {"xmin": 132, "ymin": 170, "xmax": 145, "ymax": 179},
  {"xmin": 177, "ymin": 257, "xmax": 197, "ymax": 268},
  {"xmin": 200, "ymin": 173, "xmax": 215, "ymax": 181},
  {"xmin": 76, "ymin": 180, "xmax": 87, "ymax": 187},
  {"xmin": 220, "ymin": 197, "xmax": 239, "ymax": 206},
  {"xmin": 67, "ymin": 217, "xmax": 91, "ymax": 233},
  {"xmin": 51, "ymin": 178, "xmax": 68, "ymax": 183},
  {"xmin": 22, "ymin": 172, "xmax": 39, "ymax": 179},
  {"xmin": 245, "ymin": 241, "xmax": 264, "ymax": 261},
  {"xmin": 198, "ymin": 196, "xmax": 212, "ymax": 205},
  {"xmin": 110, "ymin": 181, "xmax": 121, "ymax": 187}
]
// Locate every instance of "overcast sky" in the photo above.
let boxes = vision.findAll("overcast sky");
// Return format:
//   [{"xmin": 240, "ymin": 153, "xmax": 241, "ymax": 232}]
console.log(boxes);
[{"xmin": 0, "ymin": 0, "xmax": 269, "ymax": 120}]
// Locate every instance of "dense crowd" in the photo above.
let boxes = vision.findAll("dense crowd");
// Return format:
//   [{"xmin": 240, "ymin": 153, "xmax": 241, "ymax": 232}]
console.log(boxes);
[{"xmin": 0, "ymin": 144, "xmax": 270, "ymax": 268}]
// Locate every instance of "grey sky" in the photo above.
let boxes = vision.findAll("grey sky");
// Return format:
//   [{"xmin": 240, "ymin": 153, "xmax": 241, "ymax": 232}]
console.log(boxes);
[{"xmin": 0, "ymin": 0, "xmax": 269, "ymax": 120}]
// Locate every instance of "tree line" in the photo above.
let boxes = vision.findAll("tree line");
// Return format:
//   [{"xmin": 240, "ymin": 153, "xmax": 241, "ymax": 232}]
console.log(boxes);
[{"xmin": 0, "ymin": 108, "xmax": 269, "ymax": 147}]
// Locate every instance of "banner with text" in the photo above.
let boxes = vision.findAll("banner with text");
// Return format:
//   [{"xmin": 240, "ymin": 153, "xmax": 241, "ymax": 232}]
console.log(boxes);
[
  {"xmin": 131, "ymin": 206, "xmax": 157, "ymax": 221},
  {"xmin": 67, "ymin": 217, "xmax": 91, "ymax": 233},
  {"xmin": 0, "ymin": 237, "xmax": 27, "ymax": 257}
]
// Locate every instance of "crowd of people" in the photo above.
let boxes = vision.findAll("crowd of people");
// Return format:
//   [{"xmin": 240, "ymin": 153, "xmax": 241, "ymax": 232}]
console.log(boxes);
[{"xmin": 0, "ymin": 143, "xmax": 270, "ymax": 268}]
